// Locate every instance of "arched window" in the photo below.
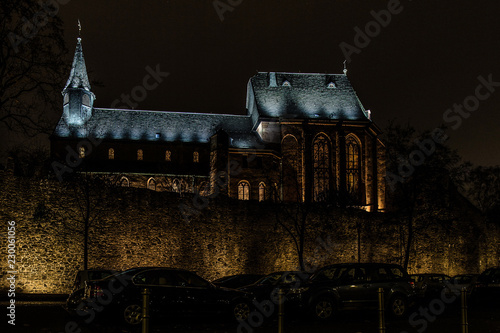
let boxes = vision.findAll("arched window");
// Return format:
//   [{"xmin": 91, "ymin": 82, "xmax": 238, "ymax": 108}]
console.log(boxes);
[
  {"xmin": 313, "ymin": 134, "xmax": 331, "ymax": 201},
  {"xmin": 282, "ymin": 80, "xmax": 291, "ymax": 87},
  {"xmin": 79, "ymin": 146, "xmax": 85, "ymax": 159},
  {"xmin": 258, "ymin": 182, "xmax": 266, "ymax": 202},
  {"xmin": 193, "ymin": 151, "xmax": 199, "ymax": 163},
  {"xmin": 137, "ymin": 149, "xmax": 143, "ymax": 161},
  {"xmin": 147, "ymin": 178, "xmax": 156, "ymax": 191},
  {"xmin": 346, "ymin": 135, "xmax": 361, "ymax": 197},
  {"xmin": 238, "ymin": 181, "xmax": 250, "ymax": 200},
  {"xmin": 82, "ymin": 94, "xmax": 90, "ymax": 106},
  {"xmin": 108, "ymin": 148, "xmax": 114, "ymax": 160},
  {"xmin": 120, "ymin": 176, "xmax": 129, "ymax": 187},
  {"xmin": 165, "ymin": 150, "xmax": 171, "ymax": 161},
  {"xmin": 173, "ymin": 178, "xmax": 180, "ymax": 193}
]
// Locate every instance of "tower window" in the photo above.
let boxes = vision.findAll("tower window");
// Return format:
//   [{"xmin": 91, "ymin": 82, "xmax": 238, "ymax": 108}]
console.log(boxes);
[
  {"xmin": 108, "ymin": 148, "xmax": 114, "ymax": 160},
  {"xmin": 165, "ymin": 150, "xmax": 171, "ymax": 161},
  {"xmin": 137, "ymin": 149, "xmax": 143, "ymax": 161},
  {"xmin": 82, "ymin": 94, "xmax": 90, "ymax": 106},
  {"xmin": 193, "ymin": 151, "xmax": 199, "ymax": 163},
  {"xmin": 238, "ymin": 181, "xmax": 250, "ymax": 200},
  {"xmin": 120, "ymin": 176, "xmax": 129, "ymax": 187}
]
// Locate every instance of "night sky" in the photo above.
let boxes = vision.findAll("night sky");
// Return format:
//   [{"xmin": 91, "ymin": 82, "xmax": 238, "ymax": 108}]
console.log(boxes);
[{"xmin": 33, "ymin": 1, "xmax": 500, "ymax": 165}]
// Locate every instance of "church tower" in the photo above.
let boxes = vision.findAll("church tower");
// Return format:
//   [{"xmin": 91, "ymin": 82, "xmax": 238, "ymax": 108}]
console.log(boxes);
[{"xmin": 62, "ymin": 37, "xmax": 95, "ymax": 125}]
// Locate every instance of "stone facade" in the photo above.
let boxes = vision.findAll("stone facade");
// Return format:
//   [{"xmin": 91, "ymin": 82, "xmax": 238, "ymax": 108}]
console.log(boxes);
[{"xmin": 1, "ymin": 171, "xmax": 498, "ymax": 294}]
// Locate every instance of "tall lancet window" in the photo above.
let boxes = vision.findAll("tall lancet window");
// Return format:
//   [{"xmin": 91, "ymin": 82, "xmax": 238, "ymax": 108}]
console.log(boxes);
[
  {"xmin": 313, "ymin": 135, "xmax": 330, "ymax": 201},
  {"xmin": 346, "ymin": 136, "xmax": 361, "ymax": 198}
]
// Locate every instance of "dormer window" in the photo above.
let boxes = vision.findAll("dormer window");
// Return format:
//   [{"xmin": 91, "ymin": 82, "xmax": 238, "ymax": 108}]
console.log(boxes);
[
  {"xmin": 155, "ymin": 133, "xmax": 161, "ymax": 139},
  {"xmin": 282, "ymin": 80, "xmax": 291, "ymax": 87},
  {"xmin": 327, "ymin": 82, "xmax": 336, "ymax": 89}
]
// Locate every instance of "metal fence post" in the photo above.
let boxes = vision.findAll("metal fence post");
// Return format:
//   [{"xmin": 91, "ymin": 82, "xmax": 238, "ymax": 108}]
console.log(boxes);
[
  {"xmin": 142, "ymin": 288, "xmax": 150, "ymax": 333},
  {"xmin": 378, "ymin": 288, "xmax": 386, "ymax": 333},
  {"xmin": 278, "ymin": 287, "xmax": 284, "ymax": 333},
  {"xmin": 461, "ymin": 288, "xmax": 468, "ymax": 333}
]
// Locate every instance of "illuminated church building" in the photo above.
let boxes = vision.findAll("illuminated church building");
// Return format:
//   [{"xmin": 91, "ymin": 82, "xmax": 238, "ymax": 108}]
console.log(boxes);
[{"xmin": 51, "ymin": 38, "xmax": 386, "ymax": 212}]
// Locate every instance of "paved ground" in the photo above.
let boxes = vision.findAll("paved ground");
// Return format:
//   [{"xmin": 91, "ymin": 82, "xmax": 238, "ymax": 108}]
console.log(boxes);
[{"xmin": 2, "ymin": 299, "xmax": 499, "ymax": 333}]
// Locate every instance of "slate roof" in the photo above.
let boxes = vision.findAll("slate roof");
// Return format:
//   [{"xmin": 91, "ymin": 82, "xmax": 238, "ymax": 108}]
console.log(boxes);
[
  {"xmin": 63, "ymin": 38, "xmax": 92, "ymax": 93},
  {"xmin": 53, "ymin": 108, "xmax": 256, "ymax": 146},
  {"xmin": 247, "ymin": 72, "xmax": 370, "ymax": 121}
]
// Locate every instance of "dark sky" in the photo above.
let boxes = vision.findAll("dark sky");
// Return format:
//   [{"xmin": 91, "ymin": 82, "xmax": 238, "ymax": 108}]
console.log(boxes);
[{"xmin": 53, "ymin": 0, "xmax": 500, "ymax": 166}]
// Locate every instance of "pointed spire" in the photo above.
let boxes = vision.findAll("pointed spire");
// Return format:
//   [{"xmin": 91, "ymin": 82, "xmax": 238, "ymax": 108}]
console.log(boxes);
[
  {"xmin": 343, "ymin": 60, "xmax": 348, "ymax": 75},
  {"xmin": 62, "ymin": 27, "xmax": 91, "ymax": 94}
]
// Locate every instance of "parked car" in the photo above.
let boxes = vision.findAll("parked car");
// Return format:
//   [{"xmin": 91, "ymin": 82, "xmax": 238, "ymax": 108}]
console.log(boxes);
[
  {"xmin": 409, "ymin": 273, "xmax": 453, "ymax": 300},
  {"xmin": 212, "ymin": 274, "xmax": 265, "ymax": 289},
  {"xmin": 287, "ymin": 263, "xmax": 416, "ymax": 320},
  {"xmin": 67, "ymin": 267, "xmax": 254, "ymax": 325},
  {"xmin": 238, "ymin": 271, "xmax": 311, "ymax": 305},
  {"xmin": 471, "ymin": 267, "xmax": 500, "ymax": 305},
  {"xmin": 66, "ymin": 269, "xmax": 118, "ymax": 309},
  {"xmin": 451, "ymin": 274, "xmax": 479, "ymax": 294}
]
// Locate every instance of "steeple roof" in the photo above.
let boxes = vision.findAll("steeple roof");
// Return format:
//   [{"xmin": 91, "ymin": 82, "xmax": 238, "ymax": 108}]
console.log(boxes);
[{"xmin": 63, "ymin": 38, "xmax": 91, "ymax": 94}]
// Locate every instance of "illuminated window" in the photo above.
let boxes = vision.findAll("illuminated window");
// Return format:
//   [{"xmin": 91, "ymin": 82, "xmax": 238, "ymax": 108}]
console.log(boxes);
[
  {"xmin": 346, "ymin": 135, "xmax": 361, "ymax": 197},
  {"xmin": 82, "ymin": 94, "xmax": 90, "ymax": 106},
  {"xmin": 137, "ymin": 149, "xmax": 143, "ymax": 161},
  {"xmin": 108, "ymin": 148, "xmax": 114, "ymax": 160},
  {"xmin": 165, "ymin": 150, "xmax": 171, "ymax": 161},
  {"xmin": 238, "ymin": 181, "xmax": 250, "ymax": 200},
  {"xmin": 313, "ymin": 134, "xmax": 330, "ymax": 201},
  {"xmin": 327, "ymin": 82, "xmax": 336, "ymax": 89},
  {"xmin": 120, "ymin": 177, "xmax": 129, "ymax": 187},
  {"xmin": 282, "ymin": 80, "xmax": 291, "ymax": 87},
  {"xmin": 259, "ymin": 182, "xmax": 266, "ymax": 202},
  {"xmin": 79, "ymin": 146, "xmax": 85, "ymax": 158},
  {"xmin": 193, "ymin": 151, "xmax": 199, "ymax": 163},
  {"xmin": 147, "ymin": 177, "xmax": 156, "ymax": 191}
]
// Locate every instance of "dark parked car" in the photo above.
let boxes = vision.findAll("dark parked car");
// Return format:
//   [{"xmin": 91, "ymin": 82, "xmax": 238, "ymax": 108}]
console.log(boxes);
[
  {"xmin": 239, "ymin": 271, "xmax": 311, "ymax": 305},
  {"xmin": 212, "ymin": 274, "xmax": 265, "ymax": 289},
  {"xmin": 451, "ymin": 274, "xmax": 479, "ymax": 294},
  {"xmin": 471, "ymin": 267, "xmax": 500, "ymax": 305},
  {"xmin": 288, "ymin": 263, "xmax": 416, "ymax": 320},
  {"xmin": 66, "ymin": 269, "xmax": 118, "ymax": 310},
  {"xmin": 409, "ymin": 273, "xmax": 453, "ymax": 300},
  {"xmin": 68, "ymin": 267, "xmax": 254, "ymax": 325}
]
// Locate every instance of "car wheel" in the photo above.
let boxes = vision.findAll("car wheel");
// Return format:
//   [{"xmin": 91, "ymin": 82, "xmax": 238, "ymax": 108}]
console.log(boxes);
[
  {"xmin": 388, "ymin": 296, "xmax": 407, "ymax": 318},
  {"xmin": 123, "ymin": 304, "xmax": 142, "ymax": 325},
  {"xmin": 232, "ymin": 300, "xmax": 251, "ymax": 321},
  {"xmin": 311, "ymin": 297, "xmax": 335, "ymax": 321}
]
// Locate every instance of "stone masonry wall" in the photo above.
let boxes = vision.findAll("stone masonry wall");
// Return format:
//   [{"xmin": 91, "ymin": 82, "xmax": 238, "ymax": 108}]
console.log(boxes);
[{"xmin": 0, "ymin": 171, "xmax": 499, "ymax": 294}]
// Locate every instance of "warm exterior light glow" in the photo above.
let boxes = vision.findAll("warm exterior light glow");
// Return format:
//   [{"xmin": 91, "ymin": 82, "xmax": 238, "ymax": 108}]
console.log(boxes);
[
  {"xmin": 137, "ymin": 149, "xmax": 143, "ymax": 160},
  {"xmin": 108, "ymin": 148, "xmax": 114, "ymax": 160}
]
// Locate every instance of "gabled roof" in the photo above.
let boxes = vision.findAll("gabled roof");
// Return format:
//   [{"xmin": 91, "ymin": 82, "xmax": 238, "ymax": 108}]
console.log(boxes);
[
  {"xmin": 247, "ymin": 72, "xmax": 370, "ymax": 121},
  {"xmin": 63, "ymin": 38, "xmax": 92, "ymax": 94},
  {"xmin": 53, "ymin": 108, "xmax": 255, "ymax": 145}
]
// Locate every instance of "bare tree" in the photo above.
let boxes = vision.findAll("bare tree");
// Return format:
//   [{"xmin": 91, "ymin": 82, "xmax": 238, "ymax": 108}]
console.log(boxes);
[
  {"xmin": 0, "ymin": 0, "xmax": 67, "ymax": 136},
  {"xmin": 465, "ymin": 165, "xmax": 500, "ymax": 224},
  {"xmin": 383, "ymin": 122, "xmax": 465, "ymax": 270}
]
